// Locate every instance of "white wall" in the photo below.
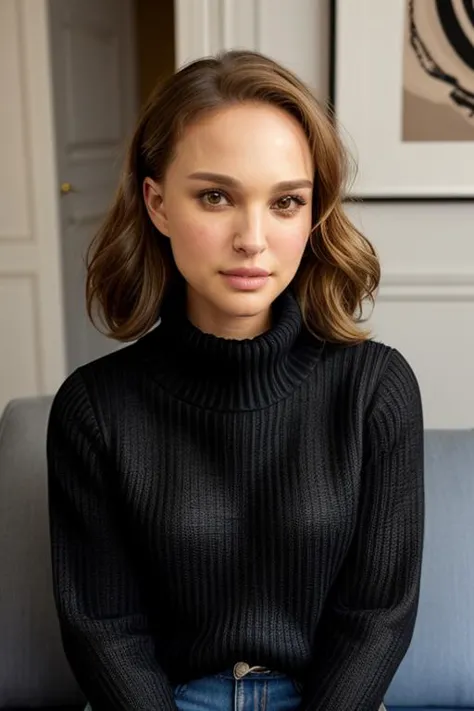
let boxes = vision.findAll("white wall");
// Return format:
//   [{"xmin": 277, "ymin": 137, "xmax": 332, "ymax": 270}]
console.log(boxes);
[
  {"xmin": 175, "ymin": 0, "xmax": 474, "ymax": 429},
  {"xmin": 0, "ymin": 0, "xmax": 65, "ymax": 415},
  {"xmin": 349, "ymin": 201, "xmax": 474, "ymax": 429},
  {"xmin": 1, "ymin": 0, "xmax": 471, "ymax": 427}
]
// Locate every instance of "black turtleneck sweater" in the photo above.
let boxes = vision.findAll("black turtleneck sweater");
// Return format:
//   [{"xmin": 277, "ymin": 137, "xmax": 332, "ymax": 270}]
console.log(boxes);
[{"xmin": 47, "ymin": 289, "xmax": 424, "ymax": 711}]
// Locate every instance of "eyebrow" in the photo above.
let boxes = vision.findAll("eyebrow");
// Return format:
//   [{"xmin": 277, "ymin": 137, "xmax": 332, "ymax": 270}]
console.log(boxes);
[{"xmin": 187, "ymin": 172, "xmax": 313, "ymax": 192}]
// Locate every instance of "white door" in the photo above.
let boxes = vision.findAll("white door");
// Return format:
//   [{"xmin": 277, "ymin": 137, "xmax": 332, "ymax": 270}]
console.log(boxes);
[
  {"xmin": 0, "ymin": 0, "xmax": 67, "ymax": 415},
  {"xmin": 48, "ymin": 0, "xmax": 138, "ymax": 372}
]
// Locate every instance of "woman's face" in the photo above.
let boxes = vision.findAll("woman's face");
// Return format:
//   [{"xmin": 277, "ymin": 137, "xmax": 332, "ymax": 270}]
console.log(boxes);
[{"xmin": 144, "ymin": 102, "xmax": 314, "ymax": 339}]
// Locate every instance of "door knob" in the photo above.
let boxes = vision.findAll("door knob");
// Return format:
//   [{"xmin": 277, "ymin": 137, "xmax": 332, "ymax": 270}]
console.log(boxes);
[{"xmin": 60, "ymin": 182, "xmax": 74, "ymax": 195}]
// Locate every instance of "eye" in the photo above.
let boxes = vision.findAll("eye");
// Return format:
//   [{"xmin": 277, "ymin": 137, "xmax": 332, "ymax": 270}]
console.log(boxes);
[
  {"xmin": 273, "ymin": 194, "xmax": 307, "ymax": 215},
  {"xmin": 198, "ymin": 189, "xmax": 230, "ymax": 208},
  {"xmin": 275, "ymin": 196, "xmax": 293, "ymax": 210}
]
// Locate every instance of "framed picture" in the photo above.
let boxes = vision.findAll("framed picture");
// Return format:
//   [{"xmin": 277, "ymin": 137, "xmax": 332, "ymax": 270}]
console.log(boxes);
[{"xmin": 330, "ymin": 0, "xmax": 474, "ymax": 200}]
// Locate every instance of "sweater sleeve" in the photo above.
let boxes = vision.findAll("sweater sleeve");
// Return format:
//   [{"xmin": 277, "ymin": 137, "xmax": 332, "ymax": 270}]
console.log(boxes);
[
  {"xmin": 47, "ymin": 370, "xmax": 177, "ymax": 711},
  {"xmin": 301, "ymin": 348, "xmax": 424, "ymax": 711}
]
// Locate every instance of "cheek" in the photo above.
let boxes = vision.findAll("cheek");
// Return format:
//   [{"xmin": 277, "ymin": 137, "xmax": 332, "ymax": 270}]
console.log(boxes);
[
  {"xmin": 272, "ymin": 217, "xmax": 311, "ymax": 263},
  {"xmin": 167, "ymin": 207, "xmax": 226, "ymax": 260}
]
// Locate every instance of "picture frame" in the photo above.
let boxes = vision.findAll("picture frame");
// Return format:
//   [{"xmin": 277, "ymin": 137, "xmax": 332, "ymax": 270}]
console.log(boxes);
[{"xmin": 329, "ymin": 0, "xmax": 474, "ymax": 201}]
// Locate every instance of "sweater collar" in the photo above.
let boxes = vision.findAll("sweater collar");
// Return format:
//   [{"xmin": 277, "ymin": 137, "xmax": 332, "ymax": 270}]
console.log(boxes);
[{"xmin": 140, "ymin": 285, "xmax": 324, "ymax": 412}]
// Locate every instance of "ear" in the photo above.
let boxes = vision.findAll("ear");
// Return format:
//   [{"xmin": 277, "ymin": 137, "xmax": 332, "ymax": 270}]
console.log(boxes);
[{"xmin": 143, "ymin": 177, "xmax": 170, "ymax": 237}]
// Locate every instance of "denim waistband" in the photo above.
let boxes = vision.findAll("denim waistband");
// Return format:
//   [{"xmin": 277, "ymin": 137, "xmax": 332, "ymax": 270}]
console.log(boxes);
[{"xmin": 215, "ymin": 664, "xmax": 288, "ymax": 681}]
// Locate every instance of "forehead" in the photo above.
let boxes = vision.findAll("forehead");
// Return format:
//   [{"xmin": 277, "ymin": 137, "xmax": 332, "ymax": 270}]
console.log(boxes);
[{"xmin": 170, "ymin": 102, "xmax": 314, "ymax": 181}]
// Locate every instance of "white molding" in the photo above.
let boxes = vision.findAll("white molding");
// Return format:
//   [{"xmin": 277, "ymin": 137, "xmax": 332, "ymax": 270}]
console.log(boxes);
[
  {"xmin": 0, "ymin": 243, "xmax": 37, "ymax": 272},
  {"xmin": 379, "ymin": 272, "xmax": 474, "ymax": 302},
  {"xmin": 174, "ymin": 0, "xmax": 328, "ymax": 96},
  {"xmin": 0, "ymin": 272, "xmax": 43, "ymax": 392},
  {"xmin": 15, "ymin": 0, "xmax": 35, "ymax": 242},
  {"xmin": 0, "ymin": 0, "xmax": 34, "ymax": 242},
  {"xmin": 174, "ymin": 0, "xmax": 257, "ymax": 67},
  {"xmin": 21, "ymin": 0, "xmax": 66, "ymax": 392}
]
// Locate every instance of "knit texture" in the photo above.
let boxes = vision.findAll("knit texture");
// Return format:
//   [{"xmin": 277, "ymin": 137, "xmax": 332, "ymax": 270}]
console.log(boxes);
[{"xmin": 47, "ymin": 289, "xmax": 424, "ymax": 711}]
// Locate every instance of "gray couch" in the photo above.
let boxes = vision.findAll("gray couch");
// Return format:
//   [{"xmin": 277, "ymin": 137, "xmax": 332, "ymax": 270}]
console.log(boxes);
[{"xmin": 0, "ymin": 396, "xmax": 473, "ymax": 710}]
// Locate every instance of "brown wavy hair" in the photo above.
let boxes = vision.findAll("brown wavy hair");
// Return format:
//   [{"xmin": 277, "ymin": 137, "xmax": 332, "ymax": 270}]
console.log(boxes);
[{"xmin": 86, "ymin": 50, "xmax": 380, "ymax": 344}]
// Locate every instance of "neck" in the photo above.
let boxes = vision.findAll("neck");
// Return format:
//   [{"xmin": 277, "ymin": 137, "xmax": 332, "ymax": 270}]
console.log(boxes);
[
  {"xmin": 140, "ymin": 284, "xmax": 324, "ymax": 412},
  {"xmin": 186, "ymin": 289, "xmax": 272, "ymax": 340}
]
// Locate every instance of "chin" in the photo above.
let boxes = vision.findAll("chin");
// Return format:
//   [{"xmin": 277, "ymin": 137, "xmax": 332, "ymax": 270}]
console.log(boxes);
[{"xmin": 220, "ymin": 289, "xmax": 275, "ymax": 314}]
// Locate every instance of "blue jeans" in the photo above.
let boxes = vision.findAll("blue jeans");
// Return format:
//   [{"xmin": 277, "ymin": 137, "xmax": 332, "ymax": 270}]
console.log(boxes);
[
  {"xmin": 85, "ymin": 662, "xmax": 302, "ymax": 710},
  {"xmin": 172, "ymin": 665, "xmax": 302, "ymax": 710}
]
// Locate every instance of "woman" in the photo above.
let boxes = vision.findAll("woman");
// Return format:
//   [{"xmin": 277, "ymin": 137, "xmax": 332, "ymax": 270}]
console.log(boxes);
[{"xmin": 47, "ymin": 50, "xmax": 424, "ymax": 711}]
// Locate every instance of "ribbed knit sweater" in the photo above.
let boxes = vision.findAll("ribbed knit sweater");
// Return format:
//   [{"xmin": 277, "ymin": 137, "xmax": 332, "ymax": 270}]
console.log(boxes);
[{"xmin": 47, "ymin": 288, "xmax": 424, "ymax": 711}]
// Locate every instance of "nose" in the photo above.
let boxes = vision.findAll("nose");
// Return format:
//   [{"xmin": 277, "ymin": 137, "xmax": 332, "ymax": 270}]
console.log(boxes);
[{"xmin": 232, "ymin": 211, "xmax": 267, "ymax": 256}]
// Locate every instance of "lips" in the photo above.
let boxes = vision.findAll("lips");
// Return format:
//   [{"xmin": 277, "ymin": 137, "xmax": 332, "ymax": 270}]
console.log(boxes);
[
  {"xmin": 221, "ymin": 268, "xmax": 270, "ymax": 277},
  {"xmin": 220, "ymin": 269, "xmax": 270, "ymax": 291}
]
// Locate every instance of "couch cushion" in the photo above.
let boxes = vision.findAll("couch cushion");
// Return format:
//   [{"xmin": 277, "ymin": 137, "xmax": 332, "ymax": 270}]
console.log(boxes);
[
  {"xmin": 1, "ymin": 401, "xmax": 473, "ymax": 708},
  {"xmin": 385, "ymin": 430, "xmax": 474, "ymax": 708},
  {"xmin": 387, "ymin": 708, "xmax": 474, "ymax": 711},
  {"xmin": 0, "ymin": 397, "xmax": 84, "ymax": 708}
]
